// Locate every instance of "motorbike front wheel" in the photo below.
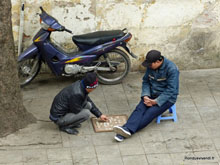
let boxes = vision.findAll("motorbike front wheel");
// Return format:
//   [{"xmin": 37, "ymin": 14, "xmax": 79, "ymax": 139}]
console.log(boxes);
[
  {"xmin": 96, "ymin": 48, "xmax": 131, "ymax": 85},
  {"xmin": 18, "ymin": 56, "xmax": 41, "ymax": 87}
]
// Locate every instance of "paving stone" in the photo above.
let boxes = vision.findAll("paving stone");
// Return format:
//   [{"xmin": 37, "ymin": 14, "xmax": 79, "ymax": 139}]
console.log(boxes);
[
  {"xmin": 22, "ymin": 86, "xmax": 39, "ymax": 101},
  {"xmin": 179, "ymin": 106, "xmax": 199, "ymax": 114},
  {"xmin": 106, "ymin": 99, "xmax": 130, "ymax": 112},
  {"xmin": 95, "ymin": 145, "xmax": 120, "ymax": 159},
  {"xmin": 122, "ymin": 155, "xmax": 148, "ymax": 165},
  {"xmin": 119, "ymin": 143, "xmax": 145, "ymax": 156},
  {"xmin": 161, "ymin": 129, "xmax": 190, "ymax": 141},
  {"xmin": 185, "ymin": 127, "xmax": 209, "ymax": 139},
  {"xmin": 22, "ymin": 149, "xmax": 47, "ymax": 163},
  {"xmin": 0, "ymin": 150, "xmax": 23, "ymax": 164},
  {"xmin": 23, "ymin": 161, "xmax": 49, "ymax": 165},
  {"xmin": 139, "ymin": 130, "xmax": 164, "ymax": 143},
  {"xmin": 24, "ymin": 98, "xmax": 53, "ymax": 121},
  {"xmin": 189, "ymin": 137, "xmax": 216, "ymax": 151},
  {"xmin": 155, "ymin": 120, "xmax": 183, "ymax": 131},
  {"xmin": 91, "ymin": 101, "xmax": 109, "ymax": 114},
  {"xmin": 213, "ymin": 94, "xmax": 220, "ymax": 106},
  {"xmin": 188, "ymin": 85, "xmax": 213, "ymax": 97},
  {"xmin": 178, "ymin": 84, "xmax": 191, "ymax": 97},
  {"xmin": 206, "ymin": 126, "xmax": 220, "ymax": 139},
  {"xmin": 77, "ymin": 120, "xmax": 93, "ymax": 135},
  {"xmin": 143, "ymin": 141, "xmax": 169, "ymax": 154},
  {"xmin": 192, "ymin": 96, "xmax": 217, "ymax": 107},
  {"xmin": 102, "ymin": 84, "xmax": 125, "ymax": 95},
  {"xmin": 146, "ymin": 153, "xmax": 173, "ymax": 165},
  {"xmin": 180, "ymin": 112, "xmax": 204, "ymax": 128},
  {"xmin": 212, "ymin": 138, "xmax": 220, "ymax": 150},
  {"xmin": 175, "ymin": 96, "xmax": 196, "ymax": 108},
  {"xmin": 89, "ymin": 85, "xmax": 105, "ymax": 102},
  {"xmin": 37, "ymin": 83, "xmax": 61, "ymax": 99},
  {"xmin": 60, "ymin": 132, "xmax": 71, "ymax": 148},
  {"xmin": 197, "ymin": 106, "xmax": 220, "ymax": 126},
  {"xmin": 92, "ymin": 132, "xmax": 116, "ymax": 146},
  {"xmin": 0, "ymin": 122, "xmax": 61, "ymax": 149},
  {"xmin": 71, "ymin": 146, "xmax": 96, "ymax": 161},
  {"xmin": 47, "ymin": 148, "xmax": 72, "ymax": 161},
  {"xmin": 68, "ymin": 135, "xmax": 93, "ymax": 147},
  {"xmin": 170, "ymin": 152, "xmax": 197, "ymax": 165},
  {"xmin": 98, "ymin": 156, "xmax": 123, "ymax": 165},
  {"xmin": 73, "ymin": 158, "xmax": 98, "ymax": 165},
  {"xmin": 127, "ymin": 99, "xmax": 140, "ymax": 111},
  {"xmin": 48, "ymin": 160, "xmax": 73, "ymax": 165},
  {"xmin": 166, "ymin": 139, "xmax": 192, "ymax": 153}
]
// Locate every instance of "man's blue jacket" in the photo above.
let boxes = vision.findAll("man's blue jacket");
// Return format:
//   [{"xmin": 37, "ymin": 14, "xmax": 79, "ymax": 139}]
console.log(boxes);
[{"xmin": 141, "ymin": 57, "xmax": 179, "ymax": 106}]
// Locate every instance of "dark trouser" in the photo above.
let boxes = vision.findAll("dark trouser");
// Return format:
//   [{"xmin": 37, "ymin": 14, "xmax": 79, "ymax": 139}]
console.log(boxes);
[
  {"xmin": 124, "ymin": 99, "xmax": 173, "ymax": 134},
  {"xmin": 56, "ymin": 102, "xmax": 92, "ymax": 128}
]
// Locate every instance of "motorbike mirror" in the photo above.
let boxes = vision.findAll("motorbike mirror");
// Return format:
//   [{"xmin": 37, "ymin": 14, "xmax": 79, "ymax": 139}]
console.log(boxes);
[
  {"xmin": 40, "ymin": 6, "xmax": 45, "ymax": 12},
  {"xmin": 122, "ymin": 28, "xmax": 128, "ymax": 33},
  {"xmin": 65, "ymin": 28, "xmax": 73, "ymax": 34}
]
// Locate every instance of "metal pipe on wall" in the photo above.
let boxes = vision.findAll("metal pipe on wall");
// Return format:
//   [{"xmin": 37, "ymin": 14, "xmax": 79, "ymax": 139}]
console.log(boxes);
[{"xmin": 18, "ymin": 0, "xmax": 25, "ymax": 56}]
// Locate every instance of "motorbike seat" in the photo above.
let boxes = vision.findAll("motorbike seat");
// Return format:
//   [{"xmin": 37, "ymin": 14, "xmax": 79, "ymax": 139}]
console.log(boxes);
[{"xmin": 72, "ymin": 30, "xmax": 125, "ymax": 46}]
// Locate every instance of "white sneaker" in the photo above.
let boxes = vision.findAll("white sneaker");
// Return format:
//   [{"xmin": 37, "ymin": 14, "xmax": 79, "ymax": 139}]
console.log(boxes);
[
  {"xmin": 113, "ymin": 126, "xmax": 131, "ymax": 138},
  {"xmin": 114, "ymin": 134, "xmax": 125, "ymax": 142}
]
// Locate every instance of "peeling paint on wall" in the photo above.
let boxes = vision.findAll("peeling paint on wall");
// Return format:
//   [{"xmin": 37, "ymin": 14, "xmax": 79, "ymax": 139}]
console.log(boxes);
[{"xmin": 12, "ymin": 0, "xmax": 220, "ymax": 70}]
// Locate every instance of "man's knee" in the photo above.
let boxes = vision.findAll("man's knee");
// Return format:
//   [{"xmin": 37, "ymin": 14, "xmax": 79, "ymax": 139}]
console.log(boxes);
[
  {"xmin": 56, "ymin": 117, "xmax": 66, "ymax": 126},
  {"xmin": 136, "ymin": 100, "xmax": 146, "ymax": 110},
  {"xmin": 83, "ymin": 102, "xmax": 92, "ymax": 110},
  {"xmin": 81, "ymin": 109, "xmax": 90, "ymax": 120}
]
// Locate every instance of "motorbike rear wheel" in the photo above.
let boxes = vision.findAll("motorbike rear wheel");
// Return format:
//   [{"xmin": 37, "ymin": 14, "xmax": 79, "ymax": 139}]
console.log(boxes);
[
  {"xmin": 18, "ymin": 56, "xmax": 41, "ymax": 87},
  {"xmin": 96, "ymin": 48, "xmax": 131, "ymax": 85}
]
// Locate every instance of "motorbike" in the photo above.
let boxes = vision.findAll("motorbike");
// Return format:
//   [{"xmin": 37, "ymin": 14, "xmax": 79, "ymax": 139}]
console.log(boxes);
[{"xmin": 18, "ymin": 7, "xmax": 137, "ymax": 87}]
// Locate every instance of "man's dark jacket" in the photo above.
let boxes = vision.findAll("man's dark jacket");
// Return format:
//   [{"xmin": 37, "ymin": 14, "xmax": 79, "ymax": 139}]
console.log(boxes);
[{"xmin": 50, "ymin": 80, "xmax": 102, "ymax": 120}]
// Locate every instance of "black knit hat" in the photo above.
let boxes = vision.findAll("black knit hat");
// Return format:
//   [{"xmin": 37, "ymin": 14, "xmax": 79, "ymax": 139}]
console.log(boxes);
[
  {"xmin": 142, "ymin": 50, "xmax": 163, "ymax": 67},
  {"xmin": 83, "ymin": 72, "xmax": 98, "ymax": 89}
]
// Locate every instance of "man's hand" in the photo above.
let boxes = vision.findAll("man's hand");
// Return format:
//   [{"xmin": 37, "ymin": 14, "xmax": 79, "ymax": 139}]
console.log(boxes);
[
  {"xmin": 143, "ymin": 96, "xmax": 152, "ymax": 106},
  {"xmin": 143, "ymin": 96, "xmax": 157, "ymax": 107},
  {"xmin": 99, "ymin": 115, "xmax": 108, "ymax": 122}
]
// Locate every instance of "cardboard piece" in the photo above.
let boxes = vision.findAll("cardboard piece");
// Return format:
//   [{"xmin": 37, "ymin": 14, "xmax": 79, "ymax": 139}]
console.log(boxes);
[{"xmin": 91, "ymin": 114, "xmax": 128, "ymax": 132}]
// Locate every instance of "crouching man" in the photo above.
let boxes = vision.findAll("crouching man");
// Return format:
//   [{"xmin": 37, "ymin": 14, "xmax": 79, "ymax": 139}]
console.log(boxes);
[{"xmin": 49, "ymin": 72, "xmax": 108, "ymax": 135}]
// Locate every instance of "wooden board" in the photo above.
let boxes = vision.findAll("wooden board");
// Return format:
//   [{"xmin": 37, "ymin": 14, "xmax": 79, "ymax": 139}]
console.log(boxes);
[{"xmin": 91, "ymin": 115, "xmax": 128, "ymax": 132}]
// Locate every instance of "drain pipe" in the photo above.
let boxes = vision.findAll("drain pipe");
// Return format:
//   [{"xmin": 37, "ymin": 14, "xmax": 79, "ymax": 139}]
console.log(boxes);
[{"xmin": 18, "ymin": 0, "xmax": 25, "ymax": 55}]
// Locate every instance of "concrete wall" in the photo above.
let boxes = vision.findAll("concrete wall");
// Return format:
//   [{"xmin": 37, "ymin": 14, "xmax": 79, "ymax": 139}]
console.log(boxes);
[{"xmin": 12, "ymin": 0, "xmax": 220, "ymax": 71}]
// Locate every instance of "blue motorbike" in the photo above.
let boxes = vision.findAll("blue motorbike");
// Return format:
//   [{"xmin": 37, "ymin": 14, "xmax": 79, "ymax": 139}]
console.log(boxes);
[{"xmin": 18, "ymin": 7, "xmax": 136, "ymax": 87}]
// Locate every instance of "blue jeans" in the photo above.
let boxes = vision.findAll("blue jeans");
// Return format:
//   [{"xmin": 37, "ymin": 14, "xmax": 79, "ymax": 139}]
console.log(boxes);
[{"xmin": 124, "ymin": 99, "xmax": 173, "ymax": 134}]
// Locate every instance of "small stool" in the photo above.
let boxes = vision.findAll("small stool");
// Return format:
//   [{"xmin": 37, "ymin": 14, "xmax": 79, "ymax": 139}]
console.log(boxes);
[{"xmin": 157, "ymin": 104, "xmax": 177, "ymax": 124}]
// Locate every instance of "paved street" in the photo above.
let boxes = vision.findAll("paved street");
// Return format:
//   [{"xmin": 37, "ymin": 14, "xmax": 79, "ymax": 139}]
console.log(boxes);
[{"xmin": 0, "ymin": 68, "xmax": 220, "ymax": 165}]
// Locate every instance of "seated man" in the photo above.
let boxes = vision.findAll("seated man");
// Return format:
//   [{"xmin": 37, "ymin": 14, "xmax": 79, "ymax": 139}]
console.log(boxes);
[
  {"xmin": 49, "ymin": 72, "xmax": 108, "ymax": 135},
  {"xmin": 113, "ymin": 50, "xmax": 179, "ymax": 142}
]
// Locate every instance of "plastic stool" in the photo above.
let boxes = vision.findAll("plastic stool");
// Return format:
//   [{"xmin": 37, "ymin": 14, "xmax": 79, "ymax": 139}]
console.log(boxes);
[{"xmin": 157, "ymin": 104, "xmax": 177, "ymax": 124}]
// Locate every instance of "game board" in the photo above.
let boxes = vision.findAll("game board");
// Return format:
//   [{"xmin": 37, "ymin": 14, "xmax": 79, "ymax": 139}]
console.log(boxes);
[{"xmin": 91, "ymin": 115, "xmax": 128, "ymax": 132}]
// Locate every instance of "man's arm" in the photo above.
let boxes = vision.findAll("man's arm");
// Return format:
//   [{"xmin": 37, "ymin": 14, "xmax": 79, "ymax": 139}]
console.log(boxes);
[
  {"xmin": 141, "ymin": 69, "xmax": 151, "ymax": 98},
  {"xmin": 87, "ymin": 96, "xmax": 102, "ymax": 118},
  {"xmin": 155, "ymin": 68, "xmax": 179, "ymax": 106}
]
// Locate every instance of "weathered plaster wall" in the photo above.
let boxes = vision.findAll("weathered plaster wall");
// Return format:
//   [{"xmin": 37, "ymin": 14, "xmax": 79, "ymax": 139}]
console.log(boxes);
[{"xmin": 12, "ymin": 0, "xmax": 220, "ymax": 70}]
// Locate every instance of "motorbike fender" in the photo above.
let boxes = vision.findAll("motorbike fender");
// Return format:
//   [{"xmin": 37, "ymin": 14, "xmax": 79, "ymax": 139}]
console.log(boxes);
[
  {"xmin": 121, "ymin": 44, "xmax": 137, "ymax": 59},
  {"xmin": 18, "ymin": 44, "xmax": 39, "ymax": 62}
]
